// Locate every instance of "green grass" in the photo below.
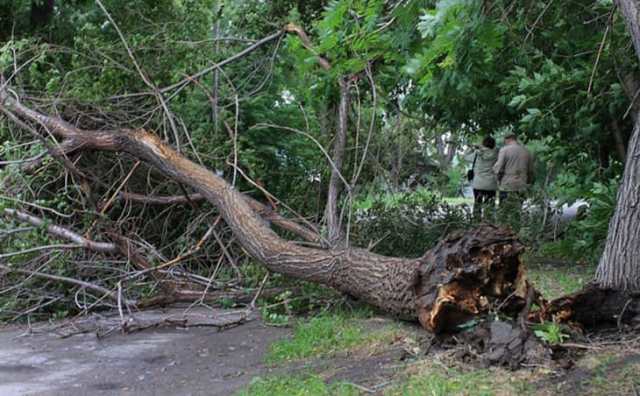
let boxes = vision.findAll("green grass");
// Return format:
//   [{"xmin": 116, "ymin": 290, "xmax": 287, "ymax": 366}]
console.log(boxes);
[
  {"xmin": 266, "ymin": 309, "xmax": 396, "ymax": 363},
  {"xmin": 238, "ymin": 374, "xmax": 359, "ymax": 396},
  {"xmin": 527, "ymin": 261, "xmax": 593, "ymax": 300},
  {"xmin": 573, "ymin": 353, "xmax": 640, "ymax": 395},
  {"xmin": 389, "ymin": 369, "xmax": 493, "ymax": 396},
  {"xmin": 387, "ymin": 366, "xmax": 533, "ymax": 396},
  {"xmin": 442, "ymin": 197, "xmax": 473, "ymax": 206}
]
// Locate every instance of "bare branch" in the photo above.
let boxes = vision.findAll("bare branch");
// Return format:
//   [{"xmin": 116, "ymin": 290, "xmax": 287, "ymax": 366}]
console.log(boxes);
[
  {"xmin": 0, "ymin": 263, "xmax": 134, "ymax": 304},
  {"xmin": 284, "ymin": 23, "xmax": 331, "ymax": 70},
  {"xmin": 2, "ymin": 208, "xmax": 118, "ymax": 253}
]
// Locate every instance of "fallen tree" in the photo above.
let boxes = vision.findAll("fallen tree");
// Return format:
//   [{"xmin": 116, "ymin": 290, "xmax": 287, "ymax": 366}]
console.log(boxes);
[
  {"xmin": 4, "ymin": 85, "xmax": 640, "ymax": 342},
  {"xmin": 0, "ymin": 89, "xmax": 538, "ymax": 333},
  {"xmin": 4, "ymin": 5, "xmax": 640, "ymax": 338}
]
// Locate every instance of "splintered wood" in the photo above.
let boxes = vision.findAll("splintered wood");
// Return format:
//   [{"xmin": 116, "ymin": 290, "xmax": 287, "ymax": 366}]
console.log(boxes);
[{"xmin": 414, "ymin": 225, "xmax": 530, "ymax": 333}]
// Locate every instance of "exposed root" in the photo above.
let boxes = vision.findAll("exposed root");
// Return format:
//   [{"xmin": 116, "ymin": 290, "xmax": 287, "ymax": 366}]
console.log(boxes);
[
  {"xmin": 534, "ymin": 285, "xmax": 640, "ymax": 330},
  {"xmin": 414, "ymin": 225, "xmax": 530, "ymax": 333}
]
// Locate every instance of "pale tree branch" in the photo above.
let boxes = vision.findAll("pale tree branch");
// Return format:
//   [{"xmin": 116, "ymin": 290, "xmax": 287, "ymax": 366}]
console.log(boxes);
[{"xmin": 3, "ymin": 208, "xmax": 118, "ymax": 253}]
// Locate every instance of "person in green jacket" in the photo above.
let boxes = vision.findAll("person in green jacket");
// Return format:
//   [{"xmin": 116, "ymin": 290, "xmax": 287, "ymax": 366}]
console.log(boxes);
[{"xmin": 465, "ymin": 136, "xmax": 498, "ymax": 222}]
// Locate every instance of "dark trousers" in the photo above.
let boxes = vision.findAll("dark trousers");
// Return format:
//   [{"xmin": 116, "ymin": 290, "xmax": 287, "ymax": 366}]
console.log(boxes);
[
  {"xmin": 473, "ymin": 189, "xmax": 496, "ymax": 221},
  {"xmin": 498, "ymin": 191, "xmax": 526, "ymax": 228}
]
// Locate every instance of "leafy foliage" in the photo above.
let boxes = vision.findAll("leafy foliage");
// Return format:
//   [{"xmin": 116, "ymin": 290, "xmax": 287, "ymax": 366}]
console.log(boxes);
[
  {"xmin": 533, "ymin": 322, "xmax": 570, "ymax": 345},
  {"xmin": 351, "ymin": 188, "xmax": 472, "ymax": 257}
]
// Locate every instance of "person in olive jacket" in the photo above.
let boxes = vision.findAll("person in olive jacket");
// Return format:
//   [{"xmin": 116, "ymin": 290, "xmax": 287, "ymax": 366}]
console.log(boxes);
[
  {"xmin": 464, "ymin": 136, "xmax": 498, "ymax": 221},
  {"xmin": 492, "ymin": 133, "xmax": 535, "ymax": 226}
]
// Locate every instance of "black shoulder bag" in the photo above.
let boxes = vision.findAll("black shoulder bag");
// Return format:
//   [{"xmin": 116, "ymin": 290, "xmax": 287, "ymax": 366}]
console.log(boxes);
[{"xmin": 467, "ymin": 153, "xmax": 478, "ymax": 182}]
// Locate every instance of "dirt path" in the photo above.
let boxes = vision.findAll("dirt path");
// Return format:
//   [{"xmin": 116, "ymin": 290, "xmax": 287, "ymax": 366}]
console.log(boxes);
[{"xmin": 0, "ymin": 309, "xmax": 289, "ymax": 396}]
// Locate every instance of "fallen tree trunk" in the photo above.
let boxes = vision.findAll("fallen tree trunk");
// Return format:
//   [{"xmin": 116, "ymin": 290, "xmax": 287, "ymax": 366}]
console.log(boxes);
[{"xmin": 0, "ymin": 93, "xmax": 534, "ymax": 332}]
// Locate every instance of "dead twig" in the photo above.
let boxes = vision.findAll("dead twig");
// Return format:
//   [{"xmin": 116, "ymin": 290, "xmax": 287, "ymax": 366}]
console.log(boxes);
[{"xmin": 0, "ymin": 264, "xmax": 135, "ymax": 304}]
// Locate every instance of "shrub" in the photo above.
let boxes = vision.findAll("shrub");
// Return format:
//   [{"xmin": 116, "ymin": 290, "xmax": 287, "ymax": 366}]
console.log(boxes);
[
  {"xmin": 350, "ymin": 188, "xmax": 472, "ymax": 257},
  {"xmin": 539, "ymin": 180, "xmax": 618, "ymax": 264}
]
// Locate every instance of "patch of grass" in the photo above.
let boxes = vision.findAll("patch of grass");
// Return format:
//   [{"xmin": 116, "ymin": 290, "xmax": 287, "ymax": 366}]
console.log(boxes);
[
  {"xmin": 527, "ymin": 262, "xmax": 592, "ymax": 300},
  {"xmin": 388, "ymin": 367, "xmax": 498, "ymax": 396},
  {"xmin": 574, "ymin": 353, "xmax": 640, "ymax": 395},
  {"xmin": 387, "ymin": 361, "xmax": 539, "ymax": 396},
  {"xmin": 266, "ymin": 308, "xmax": 397, "ymax": 363},
  {"xmin": 443, "ymin": 197, "xmax": 474, "ymax": 206},
  {"xmin": 238, "ymin": 374, "xmax": 359, "ymax": 396},
  {"xmin": 617, "ymin": 362, "xmax": 640, "ymax": 393}
]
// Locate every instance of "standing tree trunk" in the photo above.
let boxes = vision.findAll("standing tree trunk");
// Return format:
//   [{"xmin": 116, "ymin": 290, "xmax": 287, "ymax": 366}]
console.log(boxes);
[
  {"xmin": 595, "ymin": 0, "xmax": 640, "ymax": 289},
  {"xmin": 596, "ymin": 119, "xmax": 640, "ymax": 288},
  {"xmin": 611, "ymin": 120, "xmax": 627, "ymax": 162},
  {"xmin": 324, "ymin": 77, "xmax": 350, "ymax": 245},
  {"xmin": 621, "ymin": 72, "xmax": 640, "ymax": 123},
  {"xmin": 434, "ymin": 133, "xmax": 457, "ymax": 170},
  {"xmin": 30, "ymin": 0, "xmax": 55, "ymax": 29}
]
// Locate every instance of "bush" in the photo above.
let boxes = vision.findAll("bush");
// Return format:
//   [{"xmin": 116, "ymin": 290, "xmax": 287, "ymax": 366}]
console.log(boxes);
[
  {"xmin": 539, "ymin": 180, "xmax": 618, "ymax": 264},
  {"xmin": 350, "ymin": 188, "xmax": 472, "ymax": 257}
]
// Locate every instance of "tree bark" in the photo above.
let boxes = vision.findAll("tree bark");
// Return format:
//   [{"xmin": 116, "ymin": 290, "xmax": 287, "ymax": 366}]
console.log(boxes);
[
  {"xmin": 434, "ymin": 134, "xmax": 457, "ymax": 170},
  {"xmin": 621, "ymin": 72, "xmax": 640, "ymax": 123},
  {"xmin": 611, "ymin": 119, "xmax": 627, "ymax": 162},
  {"xmin": 595, "ymin": 118, "xmax": 640, "ymax": 289},
  {"xmin": 595, "ymin": 0, "xmax": 640, "ymax": 290},
  {"xmin": 324, "ymin": 77, "xmax": 350, "ymax": 245},
  {"xmin": 30, "ymin": 0, "xmax": 55, "ymax": 29},
  {"xmin": 1, "ymin": 94, "xmax": 529, "ymax": 332}
]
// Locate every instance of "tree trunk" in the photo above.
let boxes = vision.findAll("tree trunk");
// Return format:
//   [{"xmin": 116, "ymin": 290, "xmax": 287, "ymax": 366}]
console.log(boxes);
[
  {"xmin": 30, "ymin": 0, "xmax": 55, "ymax": 29},
  {"xmin": 595, "ymin": 118, "xmax": 640, "ymax": 289},
  {"xmin": 611, "ymin": 119, "xmax": 627, "ymax": 162},
  {"xmin": 1, "ymin": 94, "xmax": 529, "ymax": 333},
  {"xmin": 434, "ymin": 134, "xmax": 457, "ymax": 170},
  {"xmin": 595, "ymin": 0, "xmax": 640, "ymax": 290},
  {"xmin": 621, "ymin": 72, "xmax": 640, "ymax": 123},
  {"xmin": 324, "ymin": 77, "xmax": 350, "ymax": 245}
]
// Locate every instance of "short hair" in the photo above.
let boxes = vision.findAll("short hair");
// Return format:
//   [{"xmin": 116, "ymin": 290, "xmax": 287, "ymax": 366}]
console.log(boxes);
[
  {"xmin": 482, "ymin": 136, "xmax": 496, "ymax": 149},
  {"xmin": 504, "ymin": 133, "xmax": 518, "ymax": 141}
]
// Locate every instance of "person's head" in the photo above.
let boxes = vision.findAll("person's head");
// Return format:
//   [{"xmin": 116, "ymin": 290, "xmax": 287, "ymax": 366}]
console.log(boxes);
[
  {"xmin": 504, "ymin": 133, "xmax": 518, "ymax": 144},
  {"xmin": 482, "ymin": 136, "xmax": 496, "ymax": 149}
]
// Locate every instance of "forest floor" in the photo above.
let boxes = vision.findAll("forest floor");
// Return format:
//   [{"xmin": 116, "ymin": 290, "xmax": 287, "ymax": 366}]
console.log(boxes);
[
  {"xmin": 1, "ymin": 261, "xmax": 638, "ymax": 396},
  {"xmin": 240, "ymin": 259, "xmax": 640, "ymax": 396}
]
